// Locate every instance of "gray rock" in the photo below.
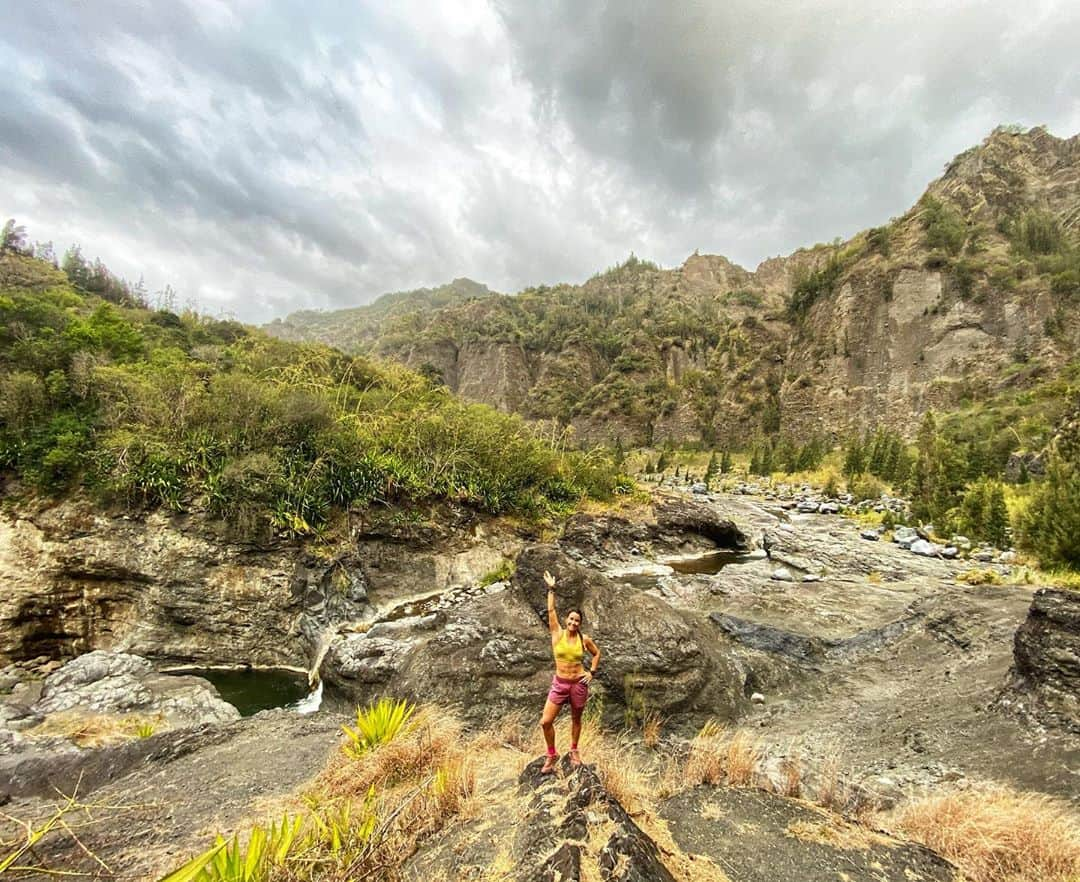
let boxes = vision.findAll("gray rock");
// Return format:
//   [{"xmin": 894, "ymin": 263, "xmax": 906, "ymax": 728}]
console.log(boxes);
[
  {"xmin": 859, "ymin": 529, "xmax": 880, "ymax": 541},
  {"xmin": 999, "ymin": 551, "xmax": 1018, "ymax": 564},
  {"xmin": 973, "ymin": 550, "xmax": 994, "ymax": 563},
  {"xmin": 940, "ymin": 546, "xmax": 959, "ymax": 560},
  {"xmin": 770, "ymin": 567, "xmax": 795, "ymax": 581},
  {"xmin": 893, "ymin": 526, "xmax": 919, "ymax": 544},
  {"xmin": 37, "ymin": 652, "xmax": 155, "ymax": 715},
  {"xmin": 909, "ymin": 539, "xmax": 939, "ymax": 557},
  {"xmin": 1008, "ymin": 587, "xmax": 1080, "ymax": 733},
  {"xmin": 750, "ymin": 692, "xmax": 766, "ymax": 704},
  {"xmin": 818, "ymin": 502, "xmax": 840, "ymax": 514},
  {"xmin": 690, "ymin": 482, "xmax": 708, "ymax": 495},
  {"xmin": 797, "ymin": 500, "xmax": 820, "ymax": 513},
  {"xmin": 33, "ymin": 651, "xmax": 239, "ymax": 727}
]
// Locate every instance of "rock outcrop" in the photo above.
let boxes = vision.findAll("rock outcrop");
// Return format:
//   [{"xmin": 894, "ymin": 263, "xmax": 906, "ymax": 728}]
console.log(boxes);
[
  {"xmin": 0, "ymin": 499, "xmax": 518, "ymax": 671},
  {"xmin": 1008, "ymin": 587, "xmax": 1080, "ymax": 732},
  {"xmin": 323, "ymin": 542, "xmax": 749, "ymax": 723}
]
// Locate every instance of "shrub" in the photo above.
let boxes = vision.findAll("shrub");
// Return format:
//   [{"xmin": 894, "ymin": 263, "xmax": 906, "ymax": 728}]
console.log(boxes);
[
  {"xmin": 921, "ymin": 197, "xmax": 967, "ymax": 255},
  {"xmin": 849, "ymin": 473, "xmax": 885, "ymax": 502},
  {"xmin": 342, "ymin": 698, "xmax": 416, "ymax": 758}
]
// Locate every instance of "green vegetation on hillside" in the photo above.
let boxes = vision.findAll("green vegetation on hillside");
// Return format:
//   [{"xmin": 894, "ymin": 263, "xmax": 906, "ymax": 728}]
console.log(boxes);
[{"xmin": 0, "ymin": 239, "xmax": 625, "ymax": 537}]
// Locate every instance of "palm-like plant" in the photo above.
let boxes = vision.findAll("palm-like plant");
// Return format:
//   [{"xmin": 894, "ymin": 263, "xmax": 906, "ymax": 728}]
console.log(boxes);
[{"xmin": 342, "ymin": 697, "xmax": 416, "ymax": 758}]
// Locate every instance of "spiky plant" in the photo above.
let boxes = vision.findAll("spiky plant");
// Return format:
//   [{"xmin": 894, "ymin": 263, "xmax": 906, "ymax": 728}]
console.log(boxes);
[{"xmin": 342, "ymin": 697, "xmax": 416, "ymax": 758}]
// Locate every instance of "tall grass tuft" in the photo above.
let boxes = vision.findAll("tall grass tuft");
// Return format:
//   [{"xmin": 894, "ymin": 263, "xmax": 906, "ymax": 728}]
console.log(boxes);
[{"xmin": 893, "ymin": 785, "xmax": 1080, "ymax": 882}]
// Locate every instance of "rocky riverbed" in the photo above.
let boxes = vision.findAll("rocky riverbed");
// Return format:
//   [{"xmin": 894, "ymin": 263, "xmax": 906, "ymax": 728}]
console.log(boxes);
[{"xmin": 1, "ymin": 488, "xmax": 1077, "ymax": 879}]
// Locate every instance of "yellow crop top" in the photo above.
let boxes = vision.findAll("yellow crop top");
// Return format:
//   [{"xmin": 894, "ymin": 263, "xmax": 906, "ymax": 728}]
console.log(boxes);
[{"xmin": 554, "ymin": 630, "xmax": 584, "ymax": 665}]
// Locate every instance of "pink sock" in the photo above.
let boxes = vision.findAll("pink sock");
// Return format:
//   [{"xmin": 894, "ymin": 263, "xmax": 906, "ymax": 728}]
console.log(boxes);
[
  {"xmin": 547, "ymin": 746, "xmax": 556, "ymax": 756},
  {"xmin": 571, "ymin": 743, "xmax": 578, "ymax": 751}
]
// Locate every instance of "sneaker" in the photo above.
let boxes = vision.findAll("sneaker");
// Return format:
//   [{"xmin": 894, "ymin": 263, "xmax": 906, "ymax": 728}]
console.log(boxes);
[{"xmin": 541, "ymin": 754, "xmax": 557, "ymax": 774}]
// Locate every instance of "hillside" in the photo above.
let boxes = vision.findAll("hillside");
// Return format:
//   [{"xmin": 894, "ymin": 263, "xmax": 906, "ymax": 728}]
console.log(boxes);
[
  {"xmin": 0, "ymin": 247, "xmax": 621, "ymax": 536},
  {"xmin": 267, "ymin": 126, "xmax": 1080, "ymax": 457}
]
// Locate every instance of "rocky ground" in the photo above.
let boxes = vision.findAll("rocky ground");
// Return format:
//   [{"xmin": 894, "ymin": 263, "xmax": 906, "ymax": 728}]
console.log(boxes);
[{"xmin": 1, "ymin": 488, "xmax": 1077, "ymax": 880}]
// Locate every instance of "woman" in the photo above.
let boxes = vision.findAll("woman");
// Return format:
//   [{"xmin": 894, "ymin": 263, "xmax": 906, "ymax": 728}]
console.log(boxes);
[{"xmin": 540, "ymin": 569, "xmax": 600, "ymax": 773}]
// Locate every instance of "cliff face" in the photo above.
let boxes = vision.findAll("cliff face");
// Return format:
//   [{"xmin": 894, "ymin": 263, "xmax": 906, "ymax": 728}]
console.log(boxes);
[
  {"xmin": 0, "ymin": 498, "xmax": 517, "ymax": 670},
  {"xmin": 268, "ymin": 127, "xmax": 1080, "ymax": 445},
  {"xmin": 779, "ymin": 126, "xmax": 1080, "ymax": 438}
]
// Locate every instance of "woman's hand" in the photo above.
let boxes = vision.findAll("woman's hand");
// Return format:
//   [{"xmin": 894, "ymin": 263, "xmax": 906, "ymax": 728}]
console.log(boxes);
[
  {"xmin": 579, "ymin": 671, "xmax": 593, "ymax": 684},
  {"xmin": 543, "ymin": 570, "xmax": 556, "ymax": 590}
]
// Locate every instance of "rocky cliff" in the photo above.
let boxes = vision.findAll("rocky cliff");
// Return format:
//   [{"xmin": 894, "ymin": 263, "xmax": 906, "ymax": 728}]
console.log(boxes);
[{"xmin": 268, "ymin": 126, "xmax": 1080, "ymax": 447}]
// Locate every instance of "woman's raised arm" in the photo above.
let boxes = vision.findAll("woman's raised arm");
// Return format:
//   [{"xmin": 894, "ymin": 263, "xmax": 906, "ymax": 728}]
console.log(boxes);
[{"xmin": 543, "ymin": 570, "xmax": 560, "ymax": 634}]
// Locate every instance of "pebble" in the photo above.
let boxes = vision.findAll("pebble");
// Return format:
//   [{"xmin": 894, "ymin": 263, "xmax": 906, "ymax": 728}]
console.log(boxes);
[
  {"xmin": 751, "ymin": 692, "xmax": 766, "ymax": 705},
  {"xmin": 860, "ymin": 529, "xmax": 880, "ymax": 541},
  {"xmin": 770, "ymin": 567, "xmax": 795, "ymax": 581}
]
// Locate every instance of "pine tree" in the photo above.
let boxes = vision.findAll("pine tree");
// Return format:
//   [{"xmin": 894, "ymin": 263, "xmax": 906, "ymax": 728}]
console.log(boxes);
[
  {"xmin": 842, "ymin": 437, "xmax": 865, "ymax": 479},
  {"xmin": 985, "ymin": 482, "xmax": 1010, "ymax": 547},
  {"xmin": 749, "ymin": 447, "xmax": 761, "ymax": 476},
  {"xmin": 720, "ymin": 449, "xmax": 732, "ymax": 474},
  {"xmin": 704, "ymin": 451, "xmax": 719, "ymax": 486}
]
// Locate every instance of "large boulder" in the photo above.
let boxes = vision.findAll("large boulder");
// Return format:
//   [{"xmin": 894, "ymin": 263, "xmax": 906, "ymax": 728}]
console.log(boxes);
[
  {"xmin": 31, "ymin": 650, "xmax": 239, "ymax": 726},
  {"xmin": 561, "ymin": 496, "xmax": 749, "ymax": 563},
  {"xmin": 325, "ymin": 545, "xmax": 749, "ymax": 724},
  {"xmin": 1008, "ymin": 587, "xmax": 1080, "ymax": 732}
]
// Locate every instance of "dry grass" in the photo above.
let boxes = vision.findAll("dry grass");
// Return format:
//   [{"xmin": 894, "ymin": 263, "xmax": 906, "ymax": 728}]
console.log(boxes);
[
  {"xmin": 683, "ymin": 723, "xmax": 760, "ymax": 788},
  {"xmin": 24, "ymin": 712, "xmax": 164, "ymax": 748},
  {"xmin": 778, "ymin": 753, "xmax": 802, "ymax": 799},
  {"xmin": 812, "ymin": 754, "xmax": 845, "ymax": 812},
  {"xmin": 785, "ymin": 816, "xmax": 886, "ymax": 851},
  {"xmin": 577, "ymin": 716, "xmax": 650, "ymax": 814},
  {"xmin": 317, "ymin": 705, "xmax": 464, "ymax": 800},
  {"xmin": 642, "ymin": 712, "xmax": 663, "ymax": 750},
  {"xmin": 956, "ymin": 567, "xmax": 1004, "ymax": 586},
  {"xmin": 892, "ymin": 784, "xmax": 1080, "ymax": 882}
]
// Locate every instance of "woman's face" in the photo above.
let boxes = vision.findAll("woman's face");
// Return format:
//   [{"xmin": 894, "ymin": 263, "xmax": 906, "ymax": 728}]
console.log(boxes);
[{"xmin": 565, "ymin": 611, "xmax": 581, "ymax": 633}]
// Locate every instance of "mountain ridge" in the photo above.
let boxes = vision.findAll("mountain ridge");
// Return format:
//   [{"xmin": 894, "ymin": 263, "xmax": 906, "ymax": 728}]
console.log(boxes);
[{"xmin": 266, "ymin": 126, "xmax": 1080, "ymax": 452}]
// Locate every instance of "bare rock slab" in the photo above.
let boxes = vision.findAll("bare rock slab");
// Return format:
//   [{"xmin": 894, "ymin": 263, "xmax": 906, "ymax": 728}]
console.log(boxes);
[{"xmin": 660, "ymin": 786, "xmax": 956, "ymax": 882}]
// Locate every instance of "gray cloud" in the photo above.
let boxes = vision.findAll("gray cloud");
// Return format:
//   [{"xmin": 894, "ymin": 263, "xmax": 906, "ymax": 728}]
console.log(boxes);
[{"xmin": 2, "ymin": 0, "xmax": 1078, "ymax": 323}]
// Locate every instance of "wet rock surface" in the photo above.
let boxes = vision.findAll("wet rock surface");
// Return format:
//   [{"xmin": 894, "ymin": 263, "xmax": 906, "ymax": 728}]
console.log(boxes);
[{"xmin": 1007, "ymin": 587, "xmax": 1080, "ymax": 733}]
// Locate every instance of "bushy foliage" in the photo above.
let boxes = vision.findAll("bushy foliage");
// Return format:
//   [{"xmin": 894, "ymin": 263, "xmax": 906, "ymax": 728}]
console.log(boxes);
[
  {"xmin": 957, "ymin": 478, "xmax": 1010, "ymax": 547},
  {"xmin": 787, "ymin": 249, "xmax": 853, "ymax": 318},
  {"xmin": 921, "ymin": 197, "xmax": 967, "ymax": 256},
  {"xmin": 1009, "ymin": 210, "xmax": 1067, "ymax": 257},
  {"xmin": 1020, "ymin": 403, "xmax": 1080, "ymax": 568},
  {"xmin": 0, "ymin": 249, "xmax": 624, "ymax": 535}
]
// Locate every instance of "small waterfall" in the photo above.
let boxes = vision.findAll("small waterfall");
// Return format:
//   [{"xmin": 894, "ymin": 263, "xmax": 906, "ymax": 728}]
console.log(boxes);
[
  {"xmin": 292, "ymin": 624, "xmax": 338, "ymax": 715},
  {"xmin": 292, "ymin": 680, "xmax": 323, "ymax": 715},
  {"xmin": 307, "ymin": 625, "xmax": 338, "ymax": 689}
]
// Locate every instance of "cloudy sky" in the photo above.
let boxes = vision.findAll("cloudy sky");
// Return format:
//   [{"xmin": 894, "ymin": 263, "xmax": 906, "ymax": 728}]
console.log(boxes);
[{"xmin": 3, "ymin": 1, "xmax": 1078, "ymax": 323}]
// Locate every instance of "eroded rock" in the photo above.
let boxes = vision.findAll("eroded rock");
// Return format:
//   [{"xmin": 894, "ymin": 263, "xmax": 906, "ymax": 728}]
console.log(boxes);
[{"xmin": 1008, "ymin": 587, "xmax": 1080, "ymax": 733}]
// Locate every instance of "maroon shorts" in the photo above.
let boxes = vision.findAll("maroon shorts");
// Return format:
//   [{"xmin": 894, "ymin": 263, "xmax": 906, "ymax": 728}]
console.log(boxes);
[{"xmin": 547, "ymin": 675, "xmax": 589, "ymax": 711}]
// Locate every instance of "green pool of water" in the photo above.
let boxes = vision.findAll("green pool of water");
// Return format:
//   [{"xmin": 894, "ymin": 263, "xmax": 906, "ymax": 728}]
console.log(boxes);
[{"xmin": 176, "ymin": 668, "xmax": 311, "ymax": 717}]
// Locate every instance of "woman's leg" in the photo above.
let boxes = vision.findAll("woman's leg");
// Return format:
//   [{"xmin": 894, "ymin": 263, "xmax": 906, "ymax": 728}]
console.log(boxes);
[
  {"xmin": 569, "ymin": 708, "xmax": 583, "ymax": 763},
  {"xmin": 540, "ymin": 699, "xmax": 561, "ymax": 771},
  {"xmin": 540, "ymin": 699, "xmax": 560, "ymax": 750}
]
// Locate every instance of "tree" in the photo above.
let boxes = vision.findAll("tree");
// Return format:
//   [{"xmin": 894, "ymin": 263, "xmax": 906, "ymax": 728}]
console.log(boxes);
[
  {"xmin": 985, "ymin": 482, "xmax": 1009, "ymax": 547},
  {"xmin": 1, "ymin": 219, "xmax": 29, "ymax": 254},
  {"xmin": 720, "ymin": 449, "xmax": 732, "ymax": 474},
  {"xmin": 842, "ymin": 436, "xmax": 865, "ymax": 479},
  {"xmin": 704, "ymin": 451, "xmax": 718, "ymax": 487}
]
